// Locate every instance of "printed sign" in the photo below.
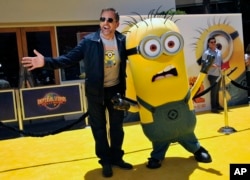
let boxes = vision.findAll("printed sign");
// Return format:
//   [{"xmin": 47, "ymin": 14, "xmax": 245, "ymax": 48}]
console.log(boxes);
[{"xmin": 20, "ymin": 83, "xmax": 83, "ymax": 120}]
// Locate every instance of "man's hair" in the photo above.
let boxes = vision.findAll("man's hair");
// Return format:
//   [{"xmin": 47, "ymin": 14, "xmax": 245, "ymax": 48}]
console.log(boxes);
[
  {"xmin": 100, "ymin": 8, "xmax": 120, "ymax": 21},
  {"xmin": 207, "ymin": 37, "xmax": 216, "ymax": 44}
]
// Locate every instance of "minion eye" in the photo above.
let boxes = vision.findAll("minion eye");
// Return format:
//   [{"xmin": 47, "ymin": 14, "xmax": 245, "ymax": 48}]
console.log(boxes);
[
  {"xmin": 139, "ymin": 36, "xmax": 162, "ymax": 59},
  {"xmin": 207, "ymin": 30, "xmax": 235, "ymax": 63},
  {"xmin": 161, "ymin": 32, "xmax": 184, "ymax": 55}
]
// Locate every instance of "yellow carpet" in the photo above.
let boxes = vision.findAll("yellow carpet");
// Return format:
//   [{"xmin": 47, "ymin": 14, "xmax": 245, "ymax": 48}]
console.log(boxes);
[{"xmin": 0, "ymin": 106, "xmax": 250, "ymax": 180}]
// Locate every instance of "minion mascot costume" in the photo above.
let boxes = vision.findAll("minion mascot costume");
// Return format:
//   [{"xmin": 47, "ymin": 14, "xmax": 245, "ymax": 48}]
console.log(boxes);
[{"xmin": 124, "ymin": 15, "xmax": 213, "ymax": 169}]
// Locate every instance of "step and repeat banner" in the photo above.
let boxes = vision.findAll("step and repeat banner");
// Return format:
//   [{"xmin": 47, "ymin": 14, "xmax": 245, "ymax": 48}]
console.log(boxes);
[{"xmin": 119, "ymin": 13, "xmax": 247, "ymax": 112}]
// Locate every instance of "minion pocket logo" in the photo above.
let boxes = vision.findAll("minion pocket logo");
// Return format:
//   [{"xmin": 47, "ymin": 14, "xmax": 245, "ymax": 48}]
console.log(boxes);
[
  {"xmin": 104, "ymin": 50, "xmax": 116, "ymax": 67},
  {"xmin": 37, "ymin": 92, "xmax": 67, "ymax": 110}
]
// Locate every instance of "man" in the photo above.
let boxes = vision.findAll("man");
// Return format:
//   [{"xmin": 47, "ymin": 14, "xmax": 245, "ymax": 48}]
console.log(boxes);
[
  {"xmin": 202, "ymin": 37, "xmax": 223, "ymax": 113},
  {"xmin": 22, "ymin": 8, "xmax": 132, "ymax": 178}
]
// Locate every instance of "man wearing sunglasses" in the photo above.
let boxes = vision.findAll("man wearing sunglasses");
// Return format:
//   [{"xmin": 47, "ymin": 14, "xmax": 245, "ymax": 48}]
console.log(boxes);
[
  {"xmin": 22, "ymin": 7, "xmax": 132, "ymax": 178},
  {"xmin": 202, "ymin": 37, "xmax": 223, "ymax": 113}
]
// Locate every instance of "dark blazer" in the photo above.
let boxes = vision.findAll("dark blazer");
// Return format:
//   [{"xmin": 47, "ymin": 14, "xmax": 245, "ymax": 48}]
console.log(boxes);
[{"xmin": 44, "ymin": 29, "xmax": 127, "ymax": 102}]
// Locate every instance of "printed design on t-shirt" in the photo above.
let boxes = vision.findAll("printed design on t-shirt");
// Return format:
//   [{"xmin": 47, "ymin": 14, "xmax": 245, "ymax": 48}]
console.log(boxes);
[{"xmin": 104, "ymin": 50, "xmax": 116, "ymax": 67}]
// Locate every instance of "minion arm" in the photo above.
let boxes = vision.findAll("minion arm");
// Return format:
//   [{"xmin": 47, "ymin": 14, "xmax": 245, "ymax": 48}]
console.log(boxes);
[{"xmin": 191, "ymin": 54, "xmax": 215, "ymax": 98}]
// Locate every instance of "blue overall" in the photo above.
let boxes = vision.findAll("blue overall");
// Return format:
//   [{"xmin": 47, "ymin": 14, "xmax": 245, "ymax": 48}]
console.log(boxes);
[{"xmin": 138, "ymin": 91, "xmax": 200, "ymax": 160}]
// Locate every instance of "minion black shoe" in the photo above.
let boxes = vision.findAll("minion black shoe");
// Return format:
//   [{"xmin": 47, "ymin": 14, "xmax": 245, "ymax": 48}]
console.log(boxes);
[{"xmin": 194, "ymin": 146, "xmax": 212, "ymax": 163}]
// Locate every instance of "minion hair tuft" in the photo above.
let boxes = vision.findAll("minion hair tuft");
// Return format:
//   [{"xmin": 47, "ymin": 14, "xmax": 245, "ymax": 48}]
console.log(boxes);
[
  {"xmin": 127, "ymin": 15, "xmax": 138, "ymax": 24},
  {"xmin": 122, "ymin": 20, "xmax": 138, "ymax": 28},
  {"xmin": 121, "ymin": 30, "xmax": 131, "ymax": 35},
  {"xmin": 130, "ymin": 12, "xmax": 144, "ymax": 21},
  {"xmin": 125, "ymin": 7, "xmax": 178, "ymax": 28},
  {"xmin": 154, "ymin": 6, "xmax": 162, "ymax": 17}
]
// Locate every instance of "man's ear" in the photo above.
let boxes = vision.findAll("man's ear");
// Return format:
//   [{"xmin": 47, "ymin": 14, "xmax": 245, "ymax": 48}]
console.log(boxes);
[{"xmin": 116, "ymin": 22, "xmax": 120, "ymax": 28}]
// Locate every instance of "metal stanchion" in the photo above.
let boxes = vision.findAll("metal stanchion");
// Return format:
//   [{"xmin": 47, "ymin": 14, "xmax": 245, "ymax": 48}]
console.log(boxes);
[
  {"xmin": 218, "ymin": 70, "xmax": 236, "ymax": 134},
  {"xmin": 15, "ymin": 89, "xmax": 24, "ymax": 131}
]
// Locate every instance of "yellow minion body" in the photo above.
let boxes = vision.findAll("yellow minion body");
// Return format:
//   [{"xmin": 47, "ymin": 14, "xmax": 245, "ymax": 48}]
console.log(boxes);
[{"xmin": 126, "ymin": 18, "xmax": 190, "ymax": 106}]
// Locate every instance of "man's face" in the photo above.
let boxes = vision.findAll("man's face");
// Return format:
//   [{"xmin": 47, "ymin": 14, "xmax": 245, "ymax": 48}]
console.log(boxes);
[
  {"xmin": 99, "ymin": 11, "xmax": 119, "ymax": 39},
  {"xmin": 208, "ymin": 39, "xmax": 216, "ymax": 49}
]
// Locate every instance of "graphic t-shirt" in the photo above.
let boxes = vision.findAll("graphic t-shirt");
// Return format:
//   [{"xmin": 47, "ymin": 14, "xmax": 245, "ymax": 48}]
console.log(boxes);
[{"xmin": 101, "ymin": 35, "xmax": 121, "ymax": 87}]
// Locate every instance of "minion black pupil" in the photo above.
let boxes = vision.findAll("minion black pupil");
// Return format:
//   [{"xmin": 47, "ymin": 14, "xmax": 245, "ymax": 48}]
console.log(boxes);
[
  {"xmin": 150, "ymin": 44, "xmax": 157, "ymax": 51},
  {"xmin": 168, "ymin": 41, "xmax": 175, "ymax": 48}
]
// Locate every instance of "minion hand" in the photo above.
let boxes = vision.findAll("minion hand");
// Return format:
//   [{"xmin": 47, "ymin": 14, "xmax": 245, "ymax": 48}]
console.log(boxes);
[
  {"xmin": 111, "ymin": 93, "xmax": 130, "ymax": 111},
  {"xmin": 200, "ymin": 54, "xmax": 215, "ymax": 74}
]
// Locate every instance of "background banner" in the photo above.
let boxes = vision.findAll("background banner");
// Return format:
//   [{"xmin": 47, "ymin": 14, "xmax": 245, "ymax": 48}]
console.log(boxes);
[
  {"xmin": 173, "ymin": 14, "xmax": 247, "ymax": 112},
  {"xmin": 119, "ymin": 13, "xmax": 247, "ymax": 112}
]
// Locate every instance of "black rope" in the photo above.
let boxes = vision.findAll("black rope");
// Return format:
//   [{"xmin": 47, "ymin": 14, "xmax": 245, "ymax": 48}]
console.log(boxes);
[
  {"xmin": 227, "ymin": 67, "xmax": 237, "ymax": 77},
  {"xmin": 193, "ymin": 76, "xmax": 221, "ymax": 99},
  {"xmin": 193, "ymin": 73, "xmax": 250, "ymax": 99},
  {"xmin": 230, "ymin": 79, "xmax": 250, "ymax": 90},
  {"xmin": 0, "ymin": 112, "xmax": 89, "ymax": 137},
  {"xmin": 193, "ymin": 67, "xmax": 237, "ymax": 99},
  {"xmin": 193, "ymin": 82, "xmax": 215, "ymax": 99}
]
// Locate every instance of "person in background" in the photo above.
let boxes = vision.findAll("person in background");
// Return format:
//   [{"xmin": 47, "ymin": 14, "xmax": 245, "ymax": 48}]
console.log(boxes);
[
  {"xmin": 245, "ymin": 43, "xmax": 250, "ymax": 96},
  {"xmin": 202, "ymin": 37, "xmax": 223, "ymax": 113},
  {"xmin": 21, "ymin": 7, "xmax": 133, "ymax": 178}
]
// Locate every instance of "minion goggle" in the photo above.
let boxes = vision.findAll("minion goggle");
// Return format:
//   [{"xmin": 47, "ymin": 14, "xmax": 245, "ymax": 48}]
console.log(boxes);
[{"xmin": 126, "ymin": 32, "xmax": 184, "ymax": 60}]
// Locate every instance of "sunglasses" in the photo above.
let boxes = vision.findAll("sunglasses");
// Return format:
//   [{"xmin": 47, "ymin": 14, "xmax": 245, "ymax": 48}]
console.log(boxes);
[
  {"xmin": 209, "ymin": 41, "xmax": 216, "ymax": 44},
  {"xmin": 100, "ymin": 17, "xmax": 114, "ymax": 23}
]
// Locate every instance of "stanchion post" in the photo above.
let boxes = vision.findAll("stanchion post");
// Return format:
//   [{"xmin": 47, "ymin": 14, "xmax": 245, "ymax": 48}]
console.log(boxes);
[
  {"xmin": 15, "ymin": 89, "xmax": 24, "ymax": 131},
  {"xmin": 218, "ymin": 70, "xmax": 236, "ymax": 134}
]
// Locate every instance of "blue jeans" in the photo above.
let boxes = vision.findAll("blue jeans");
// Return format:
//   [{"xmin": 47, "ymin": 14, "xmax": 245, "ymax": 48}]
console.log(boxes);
[
  {"xmin": 87, "ymin": 84, "xmax": 125, "ymax": 165},
  {"xmin": 150, "ymin": 132, "xmax": 200, "ymax": 160},
  {"xmin": 208, "ymin": 75, "xmax": 221, "ymax": 110}
]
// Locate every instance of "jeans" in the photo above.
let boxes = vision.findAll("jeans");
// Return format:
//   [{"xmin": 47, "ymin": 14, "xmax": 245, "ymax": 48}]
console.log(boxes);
[
  {"xmin": 150, "ymin": 133, "xmax": 200, "ymax": 160},
  {"xmin": 87, "ymin": 84, "xmax": 125, "ymax": 165},
  {"xmin": 208, "ymin": 75, "xmax": 221, "ymax": 110}
]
